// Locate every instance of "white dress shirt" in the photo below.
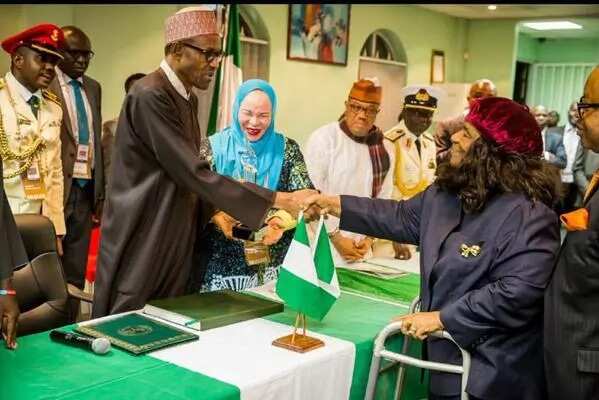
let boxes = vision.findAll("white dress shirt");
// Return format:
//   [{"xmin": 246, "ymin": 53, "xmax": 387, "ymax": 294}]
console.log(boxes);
[
  {"xmin": 55, "ymin": 66, "xmax": 95, "ymax": 164},
  {"xmin": 6, "ymin": 71, "xmax": 42, "ymax": 105},
  {"xmin": 160, "ymin": 59, "xmax": 189, "ymax": 100},
  {"xmin": 561, "ymin": 122, "xmax": 580, "ymax": 183}
]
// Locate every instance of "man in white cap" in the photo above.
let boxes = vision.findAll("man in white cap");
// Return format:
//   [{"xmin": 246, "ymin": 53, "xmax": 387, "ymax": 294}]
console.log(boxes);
[
  {"xmin": 93, "ymin": 6, "xmax": 313, "ymax": 317},
  {"xmin": 305, "ymin": 77, "xmax": 395, "ymax": 265},
  {"xmin": 384, "ymin": 85, "xmax": 439, "ymax": 260}
]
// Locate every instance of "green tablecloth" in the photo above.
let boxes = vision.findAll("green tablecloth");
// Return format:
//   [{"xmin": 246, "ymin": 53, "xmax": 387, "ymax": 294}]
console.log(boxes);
[
  {"xmin": 1, "ymin": 268, "xmax": 425, "ymax": 400},
  {"xmin": 338, "ymin": 268, "xmax": 420, "ymax": 304}
]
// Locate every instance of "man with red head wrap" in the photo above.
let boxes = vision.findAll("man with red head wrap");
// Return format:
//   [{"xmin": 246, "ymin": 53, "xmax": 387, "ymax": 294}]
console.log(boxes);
[{"xmin": 303, "ymin": 97, "xmax": 562, "ymax": 400}]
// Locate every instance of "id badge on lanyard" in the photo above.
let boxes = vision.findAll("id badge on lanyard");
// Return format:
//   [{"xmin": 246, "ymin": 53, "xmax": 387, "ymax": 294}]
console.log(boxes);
[
  {"xmin": 73, "ymin": 143, "xmax": 91, "ymax": 179},
  {"xmin": 21, "ymin": 160, "xmax": 46, "ymax": 200}
]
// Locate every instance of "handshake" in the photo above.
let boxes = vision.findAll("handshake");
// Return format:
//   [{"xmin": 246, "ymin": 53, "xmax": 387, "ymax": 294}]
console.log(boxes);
[
  {"xmin": 212, "ymin": 189, "xmax": 342, "ymax": 245},
  {"xmin": 273, "ymin": 189, "xmax": 342, "ymax": 222}
]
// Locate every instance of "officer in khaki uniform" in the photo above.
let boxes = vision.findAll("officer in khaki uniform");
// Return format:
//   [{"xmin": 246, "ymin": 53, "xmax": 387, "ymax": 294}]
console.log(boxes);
[
  {"xmin": 0, "ymin": 24, "xmax": 66, "ymax": 243},
  {"xmin": 384, "ymin": 85, "xmax": 440, "ymax": 259}
]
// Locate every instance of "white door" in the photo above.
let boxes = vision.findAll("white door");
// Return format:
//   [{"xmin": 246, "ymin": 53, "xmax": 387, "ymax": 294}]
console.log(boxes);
[{"xmin": 358, "ymin": 57, "xmax": 407, "ymax": 132}]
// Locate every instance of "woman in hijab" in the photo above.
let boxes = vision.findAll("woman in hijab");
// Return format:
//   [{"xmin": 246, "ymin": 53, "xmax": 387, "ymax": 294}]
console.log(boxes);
[
  {"xmin": 198, "ymin": 79, "xmax": 313, "ymax": 292},
  {"xmin": 302, "ymin": 97, "xmax": 562, "ymax": 400}
]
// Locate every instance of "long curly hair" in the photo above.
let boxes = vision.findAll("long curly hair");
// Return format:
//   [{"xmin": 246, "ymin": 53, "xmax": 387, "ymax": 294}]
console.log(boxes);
[{"xmin": 435, "ymin": 139, "xmax": 562, "ymax": 213}]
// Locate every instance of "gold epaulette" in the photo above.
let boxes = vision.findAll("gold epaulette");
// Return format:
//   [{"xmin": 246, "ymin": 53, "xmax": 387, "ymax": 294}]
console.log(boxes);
[
  {"xmin": 422, "ymin": 132, "xmax": 434, "ymax": 141},
  {"xmin": 384, "ymin": 129, "xmax": 405, "ymax": 142},
  {"xmin": 42, "ymin": 89, "xmax": 61, "ymax": 106}
]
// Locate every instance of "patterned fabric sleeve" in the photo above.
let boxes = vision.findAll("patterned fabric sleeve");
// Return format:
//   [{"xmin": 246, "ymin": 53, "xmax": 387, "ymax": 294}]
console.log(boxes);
[{"xmin": 277, "ymin": 137, "xmax": 314, "ymax": 192}]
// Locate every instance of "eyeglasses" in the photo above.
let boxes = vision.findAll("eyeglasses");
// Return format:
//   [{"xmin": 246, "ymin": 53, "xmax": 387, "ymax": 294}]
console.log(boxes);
[
  {"xmin": 64, "ymin": 49, "xmax": 95, "ymax": 61},
  {"xmin": 577, "ymin": 96, "xmax": 599, "ymax": 120},
  {"xmin": 346, "ymin": 101, "xmax": 379, "ymax": 117},
  {"xmin": 182, "ymin": 42, "xmax": 225, "ymax": 63}
]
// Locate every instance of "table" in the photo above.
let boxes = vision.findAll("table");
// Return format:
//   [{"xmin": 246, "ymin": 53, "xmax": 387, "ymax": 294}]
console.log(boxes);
[{"xmin": 1, "ymin": 266, "xmax": 426, "ymax": 400}]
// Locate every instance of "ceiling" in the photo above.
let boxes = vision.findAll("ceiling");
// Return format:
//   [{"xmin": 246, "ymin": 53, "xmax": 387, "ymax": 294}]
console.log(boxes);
[
  {"xmin": 419, "ymin": 4, "xmax": 599, "ymax": 19},
  {"xmin": 518, "ymin": 18, "xmax": 599, "ymax": 39},
  {"xmin": 419, "ymin": 5, "xmax": 599, "ymax": 39}
]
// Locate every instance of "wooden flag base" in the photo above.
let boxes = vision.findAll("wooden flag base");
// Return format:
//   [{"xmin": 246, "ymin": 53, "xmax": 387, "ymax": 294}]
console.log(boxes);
[
  {"xmin": 272, "ymin": 312, "xmax": 324, "ymax": 353},
  {"xmin": 272, "ymin": 333, "xmax": 324, "ymax": 353}
]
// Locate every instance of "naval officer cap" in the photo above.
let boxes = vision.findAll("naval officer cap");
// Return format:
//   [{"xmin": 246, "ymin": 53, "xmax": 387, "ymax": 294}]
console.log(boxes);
[
  {"xmin": 400, "ymin": 85, "xmax": 443, "ymax": 111},
  {"xmin": 1, "ymin": 23, "xmax": 65, "ymax": 59}
]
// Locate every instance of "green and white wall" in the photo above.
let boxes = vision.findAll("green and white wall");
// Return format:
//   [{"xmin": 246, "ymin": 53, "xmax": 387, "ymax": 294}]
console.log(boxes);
[{"xmin": 0, "ymin": 4, "xmax": 595, "ymax": 145}]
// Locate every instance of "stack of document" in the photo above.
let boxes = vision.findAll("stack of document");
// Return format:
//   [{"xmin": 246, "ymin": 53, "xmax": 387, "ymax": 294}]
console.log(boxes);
[{"xmin": 337, "ymin": 255, "xmax": 419, "ymax": 279}]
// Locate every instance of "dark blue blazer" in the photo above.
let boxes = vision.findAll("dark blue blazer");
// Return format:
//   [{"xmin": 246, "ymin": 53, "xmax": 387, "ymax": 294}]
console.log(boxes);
[{"xmin": 339, "ymin": 185, "xmax": 559, "ymax": 399}]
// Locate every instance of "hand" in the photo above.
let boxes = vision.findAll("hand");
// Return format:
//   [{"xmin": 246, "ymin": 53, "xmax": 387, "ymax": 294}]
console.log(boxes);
[
  {"xmin": 0, "ymin": 278, "xmax": 19, "ymax": 349},
  {"xmin": 212, "ymin": 211, "xmax": 238, "ymax": 240},
  {"xmin": 92, "ymin": 200, "xmax": 104, "ymax": 226},
  {"xmin": 544, "ymin": 151, "xmax": 557, "ymax": 163},
  {"xmin": 273, "ymin": 189, "xmax": 319, "ymax": 218},
  {"xmin": 394, "ymin": 311, "xmax": 444, "ymax": 340},
  {"xmin": 301, "ymin": 193, "xmax": 342, "ymax": 222},
  {"xmin": 355, "ymin": 237, "xmax": 374, "ymax": 253},
  {"xmin": 56, "ymin": 236, "xmax": 64, "ymax": 257},
  {"xmin": 262, "ymin": 217, "xmax": 285, "ymax": 245},
  {"xmin": 393, "ymin": 242, "xmax": 412, "ymax": 260},
  {"xmin": 331, "ymin": 233, "xmax": 366, "ymax": 263}
]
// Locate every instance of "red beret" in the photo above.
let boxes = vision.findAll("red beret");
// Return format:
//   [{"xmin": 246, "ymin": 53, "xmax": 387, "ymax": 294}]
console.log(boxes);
[
  {"xmin": 465, "ymin": 97, "xmax": 543, "ymax": 157},
  {"xmin": 1, "ymin": 23, "xmax": 64, "ymax": 59}
]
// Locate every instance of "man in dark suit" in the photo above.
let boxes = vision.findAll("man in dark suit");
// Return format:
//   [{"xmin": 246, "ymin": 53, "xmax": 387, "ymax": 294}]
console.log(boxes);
[
  {"xmin": 549, "ymin": 102, "xmax": 581, "ymax": 214},
  {"xmin": 532, "ymin": 105, "xmax": 567, "ymax": 168},
  {"xmin": 0, "ymin": 159, "xmax": 27, "ymax": 349},
  {"xmin": 545, "ymin": 65, "xmax": 599, "ymax": 399},
  {"xmin": 573, "ymin": 141, "xmax": 599, "ymax": 205},
  {"xmin": 49, "ymin": 26, "xmax": 104, "ymax": 321}
]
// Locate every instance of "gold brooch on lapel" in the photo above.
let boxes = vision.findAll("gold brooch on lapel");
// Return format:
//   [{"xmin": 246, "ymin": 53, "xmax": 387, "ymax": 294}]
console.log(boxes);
[{"xmin": 460, "ymin": 243, "xmax": 481, "ymax": 258}]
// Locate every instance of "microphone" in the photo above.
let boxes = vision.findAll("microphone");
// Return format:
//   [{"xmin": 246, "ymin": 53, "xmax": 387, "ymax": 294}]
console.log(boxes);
[{"xmin": 50, "ymin": 330, "xmax": 111, "ymax": 355}]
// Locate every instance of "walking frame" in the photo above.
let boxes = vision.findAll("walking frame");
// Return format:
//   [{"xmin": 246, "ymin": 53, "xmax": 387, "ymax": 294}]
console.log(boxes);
[{"xmin": 365, "ymin": 297, "xmax": 471, "ymax": 400}]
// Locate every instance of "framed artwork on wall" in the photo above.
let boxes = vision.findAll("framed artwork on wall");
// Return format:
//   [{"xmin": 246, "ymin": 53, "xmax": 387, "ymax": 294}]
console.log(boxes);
[
  {"xmin": 287, "ymin": 4, "xmax": 351, "ymax": 66},
  {"xmin": 431, "ymin": 49, "xmax": 445, "ymax": 83}
]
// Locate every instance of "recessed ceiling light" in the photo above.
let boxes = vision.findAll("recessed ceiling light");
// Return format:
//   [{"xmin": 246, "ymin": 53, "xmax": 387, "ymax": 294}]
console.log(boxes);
[
  {"xmin": 488, "ymin": 5, "xmax": 497, "ymax": 11},
  {"xmin": 523, "ymin": 21, "xmax": 583, "ymax": 30}
]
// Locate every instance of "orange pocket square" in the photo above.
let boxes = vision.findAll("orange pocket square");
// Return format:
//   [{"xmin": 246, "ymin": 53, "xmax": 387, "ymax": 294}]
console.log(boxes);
[{"xmin": 560, "ymin": 208, "xmax": 589, "ymax": 231}]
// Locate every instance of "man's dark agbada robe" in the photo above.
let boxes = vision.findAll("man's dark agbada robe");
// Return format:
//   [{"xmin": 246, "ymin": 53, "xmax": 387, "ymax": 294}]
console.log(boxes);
[{"xmin": 92, "ymin": 69, "xmax": 273, "ymax": 317}]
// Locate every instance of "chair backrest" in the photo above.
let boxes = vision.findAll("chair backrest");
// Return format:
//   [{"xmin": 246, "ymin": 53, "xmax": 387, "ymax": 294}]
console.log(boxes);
[
  {"xmin": 12, "ymin": 214, "xmax": 69, "ymax": 336},
  {"xmin": 13, "ymin": 214, "xmax": 57, "ymax": 261}
]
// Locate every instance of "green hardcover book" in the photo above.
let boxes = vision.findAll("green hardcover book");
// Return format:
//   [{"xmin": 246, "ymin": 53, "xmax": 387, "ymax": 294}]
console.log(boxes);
[
  {"xmin": 142, "ymin": 289, "xmax": 284, "ymax": 331},
  {"xmin": 75, "ymin": 312, "xmax": 199, "ymax": 355}
]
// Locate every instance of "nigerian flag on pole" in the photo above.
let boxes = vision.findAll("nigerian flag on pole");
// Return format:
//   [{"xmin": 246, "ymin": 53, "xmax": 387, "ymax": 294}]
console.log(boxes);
[
  {"xmin": 208, "ymin": 4, "xmax": 242, "ymax": 136},
  {"xmin": 276, "ymin": 214, "xmax": 340, "ymax": 321}
]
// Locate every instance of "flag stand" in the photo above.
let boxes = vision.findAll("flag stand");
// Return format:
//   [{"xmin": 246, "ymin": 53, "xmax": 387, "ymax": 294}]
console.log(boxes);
[{"xmin": 272, "ymin": 312, "xmax": 324, "ymax": 353}]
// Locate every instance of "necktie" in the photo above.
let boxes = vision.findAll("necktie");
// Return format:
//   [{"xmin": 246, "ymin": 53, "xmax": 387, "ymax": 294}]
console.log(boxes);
[
  {"xmin": 583, "ymin": 171, "xmax": 599, "ymax": 204},
  {"xmin": 415, "ymin": 137, "xmax": 421, "ymax": 157},
  {"xmin": 69, "ymin": 79, "xmax": 90, "ymax": 187},
  {"xmin": 27, "ymin": 96, "xmax": 40, "ymax": 119}
]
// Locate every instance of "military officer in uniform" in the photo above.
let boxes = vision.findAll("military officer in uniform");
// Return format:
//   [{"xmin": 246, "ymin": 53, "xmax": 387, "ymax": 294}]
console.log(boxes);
[
  {"xmin": 384, "ymin": 86, "xmax": 440, "ymax": 260},
  {"xmin": 0, "ymin": 24, "xmax": 66, "ymax": 251}
]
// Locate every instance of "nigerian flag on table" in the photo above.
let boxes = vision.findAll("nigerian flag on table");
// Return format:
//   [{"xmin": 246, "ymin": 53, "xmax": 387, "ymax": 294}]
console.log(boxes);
[
  {"xmin": 208, "ymin": 4, "xmax": 242, "ymax": 135},
  {"xmin": 276, "ymin": 214, "xmax": 340, "ymax": 320}
]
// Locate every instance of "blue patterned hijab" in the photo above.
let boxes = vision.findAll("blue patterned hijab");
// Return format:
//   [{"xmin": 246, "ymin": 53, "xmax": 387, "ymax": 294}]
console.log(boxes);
[{"xmin": 210, "ymin": 79, "xmax": 285, "ymax": 191}]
